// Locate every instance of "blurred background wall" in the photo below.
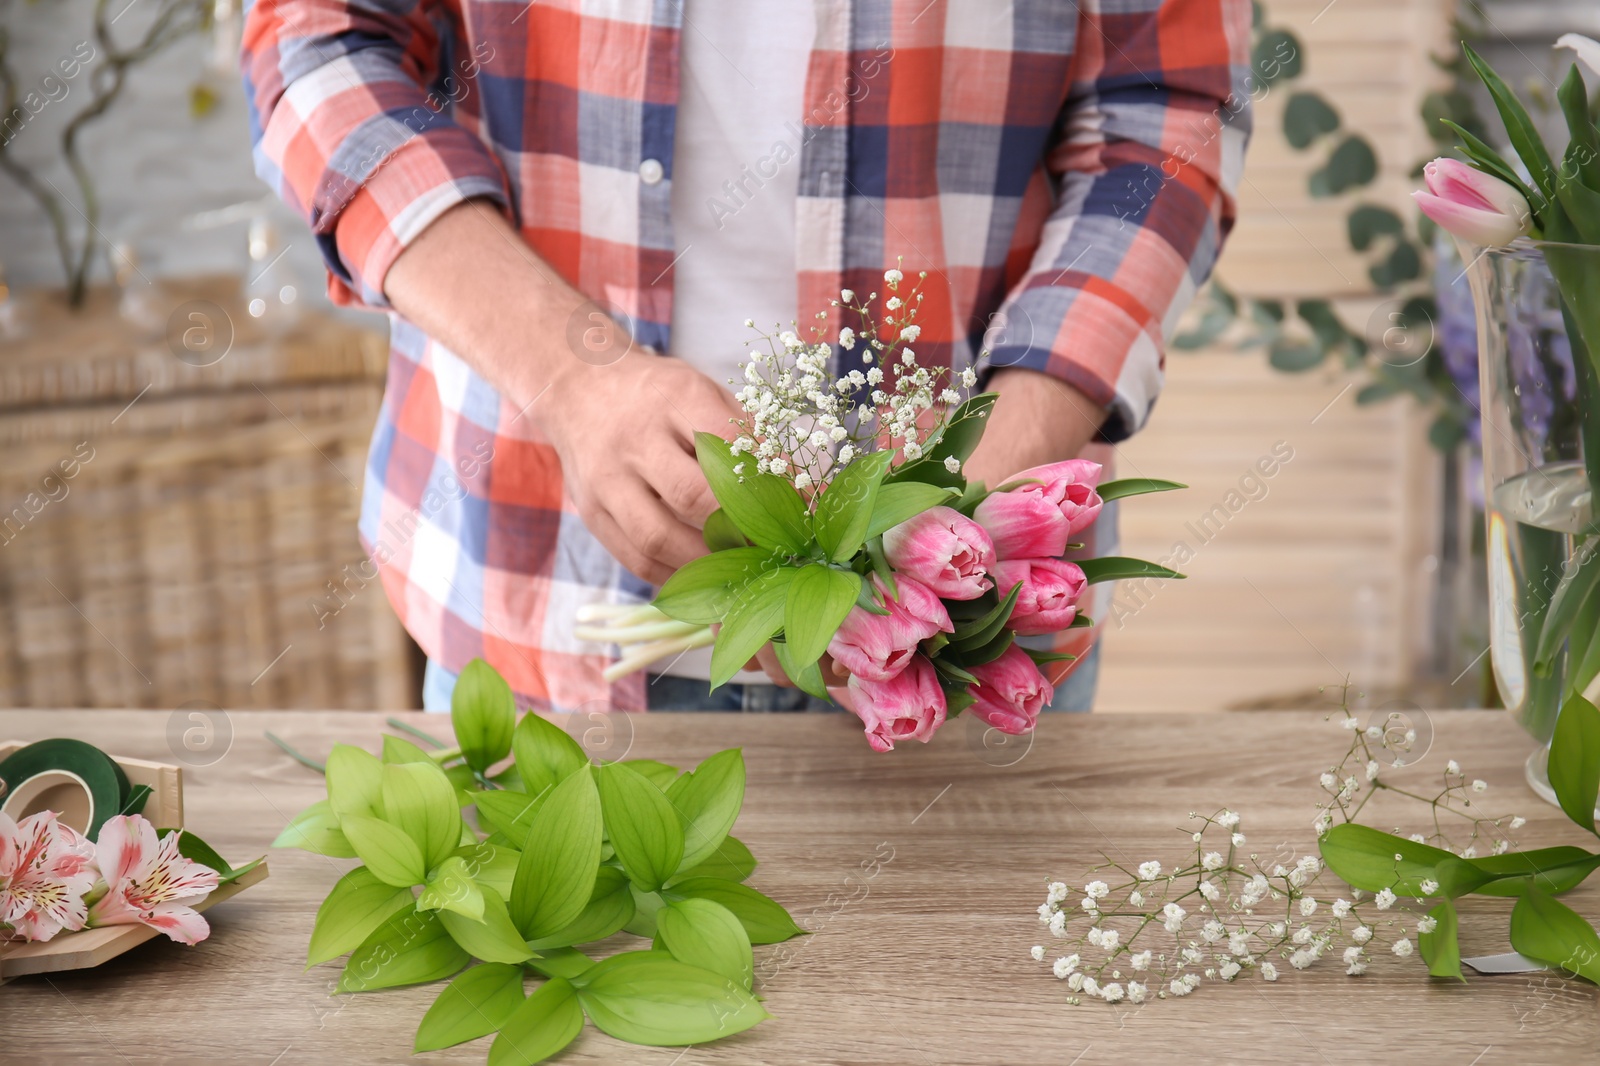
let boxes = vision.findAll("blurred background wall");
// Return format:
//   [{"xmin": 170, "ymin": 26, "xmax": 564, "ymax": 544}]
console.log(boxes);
[{"xmin": 0, "ymin": 0, "xmax": 1595, "ymax": 711}]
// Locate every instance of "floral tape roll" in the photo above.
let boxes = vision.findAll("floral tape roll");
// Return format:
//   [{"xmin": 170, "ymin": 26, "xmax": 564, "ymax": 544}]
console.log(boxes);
[{"xmin": 0, "ymin": 738, "xmax": 130, "ymax": 838}]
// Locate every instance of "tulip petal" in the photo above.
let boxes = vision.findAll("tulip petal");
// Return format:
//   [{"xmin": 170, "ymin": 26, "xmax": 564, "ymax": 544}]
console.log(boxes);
[{"xmin": 1557, "ymin": 33, "xmax": 1600, "ymax": 81}]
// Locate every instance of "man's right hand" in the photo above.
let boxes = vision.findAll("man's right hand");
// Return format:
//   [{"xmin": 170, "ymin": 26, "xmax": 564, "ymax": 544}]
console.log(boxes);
[{"xmin": 384, "ymin": 200, "xmax": 740, "ymax": 585}]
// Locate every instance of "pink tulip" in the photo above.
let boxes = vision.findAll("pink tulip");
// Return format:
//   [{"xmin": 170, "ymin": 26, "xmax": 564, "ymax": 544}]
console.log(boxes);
[
  {"xmin": 993, "ymin": 558, "xmax": 1088, "ymax": 636},
  {"xmin": 828, "ymin": 575, "xmax": 953, "ymax": 682},
  {"xmin": 1412, "ymin": 158, "xmax": 1533, "ymax": 248},
  {"xmin": 0, "ymin": 810, "xmax": 96, "ymax": 942},
  {"xmin": 881, "ymin": 505, "xmax": 995, "ymax": 600},
  {"xmin": 846, "ymin": 656, "xmax": 948, "ymax": 752},
  {"xmin": 975, "ymin": 460, "xmax": 1103, "ymax": 559},
  {"xmin": 88, "ymin": 815, "xmax": 219, "ymax": 945},
  {"xmin": 966, "ymin": 644, "xmax": 1054, "ymax": 735}
]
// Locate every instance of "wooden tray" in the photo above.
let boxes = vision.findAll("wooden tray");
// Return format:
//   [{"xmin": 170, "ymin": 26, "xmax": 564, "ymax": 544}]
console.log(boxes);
[{"xmin": 0, "ymin": 742, "xmax": 268, "ymax": 984}]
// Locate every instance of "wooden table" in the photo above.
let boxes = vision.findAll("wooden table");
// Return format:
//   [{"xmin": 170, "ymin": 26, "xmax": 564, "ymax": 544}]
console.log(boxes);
[{"xmin": 4, "ymin": 709, "xmax": 1597, "ymax": 1064}]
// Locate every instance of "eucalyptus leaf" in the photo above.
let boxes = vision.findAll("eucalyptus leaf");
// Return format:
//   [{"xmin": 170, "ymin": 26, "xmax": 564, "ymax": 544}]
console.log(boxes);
[
  {"xmin": 453, "ymin": 658, "xmax": 518, "ymax": 773},
  {"xmin": 656, "ymin": 897, "xmax": 754, "ymax": 990},
  {"xmin": 511, "ymin": 766, "xmax": 603, "ymax": 940},
  {"xmin": 665, "ymin": 749, "xmax": 747, "ymax": 873},
  {"xmin": 307, "ymin": 866, "xmax": 417, "ymax": 968},
  {"xmin": 573, "ymin": 951, "xmax": 769, "ymax": 1046},
  {"xmin": 415, "ymin": 963, "xmax": 526, "ymax": 1053},
  {"xmin": 339, "ymin": 910, "xmax": 470, "ymax": 993},
  {"xmin": 598, "ymin": 761, "xmax": 686, "ymax": 892},
  {"xmin": 487, "ymin": 977, "xmax": 584, "ymax": 1066}
]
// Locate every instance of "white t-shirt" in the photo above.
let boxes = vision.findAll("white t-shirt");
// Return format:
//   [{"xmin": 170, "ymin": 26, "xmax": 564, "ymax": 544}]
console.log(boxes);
[{"xmin": 661, "ymin": 0, "xmax": 815, "ymax": 681}]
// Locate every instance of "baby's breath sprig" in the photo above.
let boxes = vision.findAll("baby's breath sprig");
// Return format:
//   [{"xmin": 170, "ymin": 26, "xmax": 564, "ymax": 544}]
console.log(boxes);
[
  {"xmin": 1029, "ymin": 683, "xmax": 1527, "ymax": 1004},
  {"xmin": 727, "ymin": 260, "xmax": 978, "ymax": 493}
]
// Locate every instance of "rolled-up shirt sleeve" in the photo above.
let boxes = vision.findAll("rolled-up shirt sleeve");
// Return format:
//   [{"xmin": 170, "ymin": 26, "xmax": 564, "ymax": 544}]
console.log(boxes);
[
  {"xmin": 242, "ymin": 0, "xmax": 510, "ymax": 308},
  {"xmin": 977, "ymin": 0, "xmax": 1253, "ymax": 441}
]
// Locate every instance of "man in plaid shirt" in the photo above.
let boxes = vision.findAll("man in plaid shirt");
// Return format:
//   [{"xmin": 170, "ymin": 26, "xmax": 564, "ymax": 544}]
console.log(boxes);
[{"xmin": 242, "ymin": 0, "xmax": 1252, "ymax": 713}]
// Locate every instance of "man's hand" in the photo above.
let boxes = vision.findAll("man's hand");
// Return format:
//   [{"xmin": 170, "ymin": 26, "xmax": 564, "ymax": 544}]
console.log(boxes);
[
  {"xmin": 384, "ymin": 200, "xmax": 740, "ymax": 585},
  {"xmin": 961, "ymin": 367, "xmax": 1110, "ymax": 487}
]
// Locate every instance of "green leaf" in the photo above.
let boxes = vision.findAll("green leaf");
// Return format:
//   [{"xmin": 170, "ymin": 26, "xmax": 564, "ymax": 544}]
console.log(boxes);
[
  {"xmin": 339, "ymin": 910, "xmax": 469, "ymax": 993},
  {"xmin": 341, "ymin": 814, "xmax": 427, "ymax": 888},
  {"xmin": 782, "ymin": 565, "xmax": 862, "ymax": 675},
  {"xmin": 419, "ymin": 855, "xmax": 488, "ymax": 921},
  {"xmin": 488, "ymin": 977, "xmax": 584, "ymax": 1066},
  {"xmin": 1318, "ymin": 823, "xmax": 1456, "ymax": 895},
  {"xmin": 573, "ymin": 952, "xmax": 769, "ymax": 1046},
  {"xmin": 307, "ymin": 866, "xmax": 417, "ymax": 968},
  {"xmin": 702, "ymin": 508, "xmax": 750, "ymax": 551},
  {"xmin": 656, "ymin": 898, "xmax": 754, "ymax": 990},
  {"xmin": 1369, "ymin": 240, "xmax": 1422, "ymax": 288},
  {"xmin": 440, "ymin": 891, "xmax": 535, "ymax": 964},
  {"xmin": 457, "ymin": 841, "xmax": 520, "ymax": 900},
  {"xmin": 326, "ymin": 743, "xmax": 384, "ymax": 819},
  {"xmin": 923, "ymin": 393, "xmax": 999, "ymax": 469},
  {"xmin": 273, "ymin": 799, "xmax": 356, "ymax": 857},
  {"xmin": 511, "ymin": 712, "xmax": 588, "ymax": 796},
  {"xmin": 1282, "ymin": 91, "xmax": 1340, "ymax": 149},
  {"xmin": 165, "ymin": 829, "xmax": 259, "ymax": 886},
  {"xmin": 598, "ymin": 761, "xmax": 685, "ymax": 892},
  {"xmin": 1441, "ymin": 119, "xmax": 1541, "ymax": 209},
  {"xmin": 652, "ymin": 547, "xmax": 780, "ymax": 625},
  {"xmin": 665, "ymin": 749, "xmax": 747, "ymax": 874},
  {"xmin": 1556, "ymin": 64, "xmax": 1600, "ymax": 199},
  {"xmin": 949, "ymin": 582, "xmax": 1023, "ymax": 654},
  {"xmin": 620, "ymin": 759, "xmax": 681, "ymax": 789},
  {"xmin": 624, "ymin": 886, "xmax": 667, "ymax": 938},
  {"xmin": 511, "ymin": 766, "xmax": 603, "ymax": 940},
  {"xmin": 526, "ymin": 864, "xmax": 635, "ymax": 949},
  {"xmin": 1095, "ymin": 477, "xmax": 1186, "ymax": 502},
  {"xmin": 381, "ymin": 734, "xmax": 434, "ymax": 765},
  {"xmin": 866, "ymin": 482, "xmax": 959, "ymax": 539},
  {"xmin": 526, "ymin": 947, "xmax": 596, "ymax": 981},
  {"xmin": 665, "ymin": 877, "xmax": 805, "ymax": 944},
  {"xmin": 1076, "ymin": 557, "xmax": 1185, "ymax": 584},
  {"xmin": 1347, "ymin": 204, "xmax": 1405, "ymax": 251},
  {"xmin": 1418, "ymin": 899, "xmax": 1464, "ymax": 981},
  {"xmin": 774, "ymin": 638, "xmax": 830, "ymax": 700},
  {"xmin": 1251, "ymin": 28, "xmax": 1302, "ymax": 85},
  {"xmin": 1467, "ymin": 846, "xmax": 1600, "ymax": 897},
  {"xmin": 1463, "ymin": 44, "xmax": 1559, "ymax": 202},
  {"xmin": 415, "ymin": 963, "xmax": 526, "ymax": 1053},
  {"xmin": 1510, "ymin": 890, "xmax": 1600, "ymax": 982},
  {"xmin": 1297, "ymin": 300, "xmax": 1350, "ymax": 350},
  {"xmin": 453, "ymin": 658, "xmax": 518, "ymax": 773},
  {"xmin": 475, "ymin": 788, "xmax": 546, "ymax": 848},
  {"xmin": 1268, "ymin": 336, "xmax": 1325, "ymax": 372},
  {"xmin": 1534, "ymin": 542, "xmax": 1600, "ymax": 676},
  {"xmin": 815, "ymin": 450, "xmax": 893, "ymax": 561},
  {"xmin": 709, "ymin": 566, "xmax": 797, "ymax": 689},
  {"xmin": 668, "ymin": 835, "xmax": 757, "ymax": 886},
  {"xmin": 1549, "ymin": 693, "xmax": 1600, "ymax": 835},
  {"xmin": 695, "ymin": 431, "xmax": 810, "ymax": 552},
  {"xmin": 382, "ymin": 761, "xmax": 465, "ymax": 873}
]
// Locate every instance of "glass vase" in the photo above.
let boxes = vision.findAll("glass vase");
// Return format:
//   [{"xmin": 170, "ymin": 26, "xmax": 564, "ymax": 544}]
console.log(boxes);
[{"xmin": 1465, "ymin": 241, "xmax": 1600, "ymax": 807}]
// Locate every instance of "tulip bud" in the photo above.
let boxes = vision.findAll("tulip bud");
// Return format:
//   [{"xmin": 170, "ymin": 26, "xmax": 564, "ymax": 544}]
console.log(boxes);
[
  {"xmin": 1412, "ymin": 158, "xmax": 1533, "ymax": 248},
  {"xmin": 992, "ymin": 558, "xmax": 1087, "ymax": 635},
  {"xmin": 973, "ymin": 460, "xmax": 1102, "ymax": 560},
  {"xmin": 966, "ymin": 644, "xmax": 1054, "ymax": 735},
  {"xmin": 846, "ymin": 656, "xmax": 948, "ymax": 751},
  {"xmin": 827, "ymin": 576, "xmax": 953, "ymax": 682},
  {"xmin": 881, "ymin": 505, "xmax": 996, "ymax": 600}
]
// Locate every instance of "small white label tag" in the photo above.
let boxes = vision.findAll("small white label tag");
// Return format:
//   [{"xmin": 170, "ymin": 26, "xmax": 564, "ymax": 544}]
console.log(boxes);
[{"xmin": 1461, "ymin": 952, "xmax": 1549, "ymax": 974}]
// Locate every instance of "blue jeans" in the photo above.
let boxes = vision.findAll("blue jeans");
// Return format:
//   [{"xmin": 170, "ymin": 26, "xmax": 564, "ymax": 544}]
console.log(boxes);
[{"xmin": 421, "ymin": 642, "xmax": 1100, "ymax": 713}]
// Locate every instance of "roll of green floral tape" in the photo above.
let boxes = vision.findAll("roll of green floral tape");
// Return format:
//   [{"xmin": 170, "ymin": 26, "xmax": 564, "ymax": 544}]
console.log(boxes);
[{"xmin": 0, "ymin": 738, "xmax": 130, "ymax": 839}]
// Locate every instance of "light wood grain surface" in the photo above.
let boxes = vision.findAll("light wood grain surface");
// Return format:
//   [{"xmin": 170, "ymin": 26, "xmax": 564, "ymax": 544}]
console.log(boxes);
[{"xmin": 2, "ymin": 708, "xmax": 1596, "ymax": 1065}]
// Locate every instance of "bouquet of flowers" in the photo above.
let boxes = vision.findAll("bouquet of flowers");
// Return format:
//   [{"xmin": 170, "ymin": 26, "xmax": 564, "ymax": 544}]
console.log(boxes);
[{"xmin": 579, "ymin": 269, "xmax": 1182, "ymax": 749}]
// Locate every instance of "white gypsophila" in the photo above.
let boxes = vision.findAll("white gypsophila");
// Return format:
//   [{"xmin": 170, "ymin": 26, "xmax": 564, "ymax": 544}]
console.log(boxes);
[
  {"xmin": 1260, "ymin": 962, "xmax": 1279, "ymax": 981},
  {"xmin": 1031, "ymin": 945, "xmax": 1046, "ymax": 962},
  {"xmin": 1131, "ymin": 950, "xmax": 1152, "ymax": 971},
  {"xmin": 1331, "ymin": 898, "xmax": 1351, "ymax": 918},
  {"xmin": 1472, "ymin": 780, "xmax": 1488, "ymax": 793},
  {"xmin": 1419, "ymin": 879, "xmax": 1439, "ymax": 896},
  {"xmin": 1299, "ymin": 897, "xmax": 1317, "ymax": 916},
  {"xmin": 1053, "ymin": 956, "xmax": 1075, "ymax": 979},
  {"xmin": 1049, "ymin": 911, "xmax": 1068, "ymax": 937},
  {"xmin": 1137, "ymin": 861, "xmax": 1162, "ymax": 881},
  {"xmin": 1198, "ymin": 879, "xmax": 1220, "ymax": 902},
  {"xmin": 1129, "ymin": 890, "xmax": 1144, "ymax": 907},
  {"xmin": 1128, "ymin": 981, "xmax": 1147, "ymax": 1004},
  {"xmin": 1085, "ymin": 880, "xmax": 1109, "ymax": 899},
  {"xmin": 1416, "ymin": 916, "xmax": 1437, "ymax": 934},
  {"xmin": 1392, "ymin": 938, "xmax": 1414, "ymax": 958},
  {"xmin": 1374, "ymin": 888, "xmax": 1397, "ymax": 910},
  {"xmin": 1201, "ymin": 851, "xmax": 1224, "ymax": 871},
  {"xmin": 1101, "ymin": 982, "xmax": 1125, "ymax": 1003},
  {"xmin": 1219, "ymin": 960, "xmax": 1241, "ymax": 981},
  {"xmin": 1447, "ymin": 759, "xmax": 1461, "ymax": 775},
  {"xmin": 1231, "ymin": 832, "xmax": 1246, "ymax": 847},
  {"xmin": 1047, "ymin": 881, "xmax": 1069, "ymax": 904},
  {"xmin": 1067, "ymin": 971, "xmax": 1084, "ymax": 992},
  {"xmin": 944, "ymin": 456, "xmax": 961, "ymax": 473},
  {"xmin": 1351, "ymin": 925, "xmax": 1372, "ymax": 944}
]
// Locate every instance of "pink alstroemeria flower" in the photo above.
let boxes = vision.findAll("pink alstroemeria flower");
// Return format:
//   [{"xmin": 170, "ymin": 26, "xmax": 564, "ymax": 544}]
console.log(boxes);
[
  {"xmin": 974, "ymin": 459, "xmax": 1104, "ymax": 560},
  {"xmin": 0, "ymin": 810, "xmax": 97, "ymax": 942},
  {"xmin": 87, "ymin": 815, "xmax": 219, "ymax": 945},
  {"xmin": 967, "ymin": 644, "xmax": 1054, "ymax": 735},
  {"xmin": 1412, "ymin": 158, "xmax": 1533, "ymax": 248},
  {"xmin": 828, "ymin": 575, "xmax": 953, "ymax": 682},
  {"xmin": 881, "ymin": 505, "xmax": 995, "ymax": 600},
  {"xmin": 992, "ymin": 558, "xmax": 1088, "ymax": 636},
  {"xmin": 845, "ymin": 656, "xmax": 948, "ymax": 752}
]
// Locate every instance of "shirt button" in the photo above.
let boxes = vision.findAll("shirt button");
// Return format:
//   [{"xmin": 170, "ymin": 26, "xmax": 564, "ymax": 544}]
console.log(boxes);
[{"xmin": 639, "ymin": 158, "xmax": 664, "ymax": 185}]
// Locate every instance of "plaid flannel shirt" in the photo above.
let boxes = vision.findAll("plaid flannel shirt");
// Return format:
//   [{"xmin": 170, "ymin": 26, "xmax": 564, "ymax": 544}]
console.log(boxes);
[{"xmin": 242, "ymin": 0, "xmax": 1252, "ymax": 711}]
